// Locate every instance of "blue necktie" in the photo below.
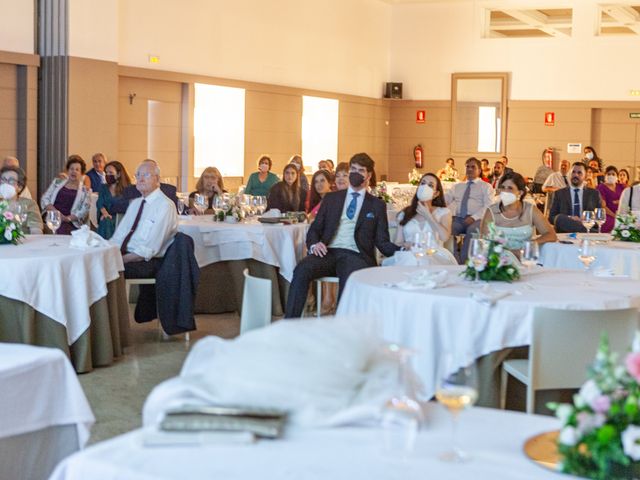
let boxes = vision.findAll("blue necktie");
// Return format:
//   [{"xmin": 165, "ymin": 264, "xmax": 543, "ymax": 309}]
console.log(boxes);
[
  {"xmin": 572, "ymin": 188, "xmax": 580, "ymax": 217},
  {"xmin": 459, "ymin": 181, "xmax": 473, "ymax": 218},
  {"xmin": 346, "ymin": 192, "xmax": 359, "ymax": 220}
]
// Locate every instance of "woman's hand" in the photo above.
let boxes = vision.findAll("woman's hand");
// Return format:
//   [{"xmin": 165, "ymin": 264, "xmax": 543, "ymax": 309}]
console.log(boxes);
[{"xmin": 100, "ymin": 208, "xmax": 112, "ymax": 221}]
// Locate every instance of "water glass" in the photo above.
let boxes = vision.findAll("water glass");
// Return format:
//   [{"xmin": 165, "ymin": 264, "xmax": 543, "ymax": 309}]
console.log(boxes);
[
  {"xmin": 520, "ymin": 240, "xmax": 539, "ymax": 271},
  {"xmin": 46, "ymin": 210, "xmax": 62, "ymax": 246},
  {"xmin": 193, "ymin": 193, "xmax": 207, "ymax": 215},
  {"xmin": 578, "ymin": 238, "xmax": 597, "ymax": 272}
]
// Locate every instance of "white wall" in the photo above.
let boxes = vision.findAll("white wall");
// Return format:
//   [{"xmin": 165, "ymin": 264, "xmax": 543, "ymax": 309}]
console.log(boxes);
[
  {"xmin": 391, "ymin": 0, "xmax": 640, "ymax": 101},
  {"xmin": 117, "ymin": 0, "xmax": 391, "ymax": 98},
  {"xmin": 69, "ymin": 0, "xmax": 119, "ymax": 61},
  {"xmin": 0, "ymin": 0, "xmax": 34, "ymax": 54}
]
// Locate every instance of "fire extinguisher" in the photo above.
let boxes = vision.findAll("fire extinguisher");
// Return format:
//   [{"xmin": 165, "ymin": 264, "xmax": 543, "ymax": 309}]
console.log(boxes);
[{"xmin": 413, "ymin": 144, "xmax": 423, "ymax": 169}]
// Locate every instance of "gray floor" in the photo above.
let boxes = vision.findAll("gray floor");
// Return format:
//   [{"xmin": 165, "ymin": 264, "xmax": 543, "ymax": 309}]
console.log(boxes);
[{"xmin": 79, "ymin": 312, "xmax": 241, "ymax": 445}]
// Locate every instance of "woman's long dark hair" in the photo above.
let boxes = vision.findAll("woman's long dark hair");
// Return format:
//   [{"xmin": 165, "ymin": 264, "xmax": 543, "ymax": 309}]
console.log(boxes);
[
  {"xmin": 585, "ymin": 146, "xmax": 603, "ymax": 171},
  {"xmin": 308, "ymin": 169, "xmax": 334, "ymax": 212},
  {"xmin": 281, "ymin": 163, "xmax": 301, "ymax": 206},
  {"xmin": 497, "ymin": 171, "xmax": 527, "ymax": 217},
  {"xmin": 105, "ymin": 160, "xmax": 132, "ymax": 196},
  {"xmin": 399, "ymin": 173, "xmax": 446, "ymax": 226}
]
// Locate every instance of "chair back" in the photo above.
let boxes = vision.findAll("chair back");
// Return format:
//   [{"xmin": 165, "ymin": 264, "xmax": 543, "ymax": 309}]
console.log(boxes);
[
  {"xmin": 240, "ymin": 268, "xmax": 272, "ymax": 334},
  {"xmin": 530, "ymin": 307, "xmax": 639, "ymax": 391}
]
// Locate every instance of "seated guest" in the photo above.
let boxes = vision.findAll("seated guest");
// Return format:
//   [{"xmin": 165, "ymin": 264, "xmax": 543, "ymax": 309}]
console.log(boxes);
[
  {"xmin": 267, "ymin": 163, "xmax": 307, "ymax": 212},
  {"xmin": 97, "ymin": 161, "xmax": 132, "ymax": 239},
  {"xmin": 0, "ymin": 166, "xmax": 43, "ymax": 233},
  {"xmin": 307, "ymin": 169, "xmax": 334, "ymax": 220},
  {"xmin": 542, "ymin": 159, "xmax": 570, "ymax": 193},
  {"xmin": 533, "ymin": 148, "xmax": 554, "ymax": 193},
  {"xmin": 325, "ymin": 159, "xmax": 335, "ymax": 173},
  {"xmin": 334, "ymin": 162, "xmax": 349, "ymax": 191},
  {"xmin": 480, "ymin": 159, "xmax": 491, "ymax": 182},
  {"xmin": 489, "ymin": 161, "xmax": 505, "ymax": 189},
  {"xmin": 437, "ymin": 157, "xmax": 458, "ymax": 180},
  {"xmin": 244, "ymin": 155, "xmax": 279, "ymax": 197},
  {"xmin": 445, "ymin": 157, "xmax": 494, "ymax": 263},
  {"xmin": 549, "ymin": 162, "xmax": 603, "ymax": 233},
  {"xmin": 40, "ymin": 155, "xmax": 91, "ymax": 234},
  {"xmin": 585, "ymin": 166, "xmax": 597, "ymax": 189},
  {"xmin": 285, "ymin": 153, "xmax": 399, "ymax": 318},
  {"xmin": 481, "ymin": 172, "xmax": 556, "ymax": 252},
  {"xmin": 86, "ymin": 152, "xmax": 107, "ymax": 192},
  {"xmin": 596, "ymin": 166, "xmax": 624, "ymax": 232},
  {"xmin": 288, "ymin": 154, "xmax": 309, "ymax": 192},
  {"xmin": 121, "ymin": 173, "xmax": 178, "ymax": 210},
  {"xmin": 189, "ymin": 167, "xmax": 226, "ymax": 214},
  {"xmin": 584, "ymin": 146, "xmax": 604, "ymax": 184},
  {"xmin": 500, "ymin": 155, "xmax": 514, "ymax": 175},
  {"xmin": 617, "ymin": 178, "xmax": 640, "ymax": 216},
  {"xmin": 619, "ymin": 168, "xmax": 630, "ymax": 188},
  {"xmin": 317, "ymin": 160, "xmax": 329, "ymax": 171},
  {"xmin": 2, "ymin": 156, "xmax": 32, "ymax": 199}
]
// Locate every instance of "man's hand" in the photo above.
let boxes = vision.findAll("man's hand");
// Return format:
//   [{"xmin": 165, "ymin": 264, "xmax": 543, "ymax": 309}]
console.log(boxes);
[
  {"xmin": 570, "ymin": 216, "xmax": 581, "ymax": 221},
  {"xmin": 310, "ymin": 242, "xmax": 328, "ymax": 257},
  {"xmin": 464, "ymin": 215, "xmax": 475, "ymax": 226},
  {"xmin": 122, "ymin": 253, "xmax": 144, "ymax": 264}
]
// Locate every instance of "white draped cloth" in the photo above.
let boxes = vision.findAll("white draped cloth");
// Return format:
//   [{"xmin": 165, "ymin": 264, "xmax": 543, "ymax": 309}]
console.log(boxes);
[
  {"xmin": 0, "ymin": 343, "xmax": 94, "ymax": 445},
  {"xmin": 337, "ymin": 265, "xmax": 640, "ymax": 400},
  {"xmin": 178, "ymin": 217, "xmax": 308, "ymax": 282},
  {"xmin": 0, "ymin": 235, "xmax": 124, "ymax": 344},
  {"xmin": 49, "ymin": 404, "xmax": 559, "ymax": 480}
]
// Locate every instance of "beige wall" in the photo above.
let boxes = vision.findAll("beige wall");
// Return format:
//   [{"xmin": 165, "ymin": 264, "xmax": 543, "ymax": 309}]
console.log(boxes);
[
  {"xmin": 0, "ymin": 63, "xmax": 18, "ymax": 158},
  {"xmin": 69, "ymin": 0, "xmax": 119, "ymax": 62},
  {"xmin": 0, "ymin": 0, "xmax": 34, "ymax": 54}
]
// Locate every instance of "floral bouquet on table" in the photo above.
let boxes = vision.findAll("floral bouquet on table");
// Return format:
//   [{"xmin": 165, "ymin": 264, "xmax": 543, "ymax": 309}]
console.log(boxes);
[
  {"xmin": 461, "ymin": 223, "xmax": 520, "ymax": 282},
  {"xmin": 372, "ymin": 181, "xmax": 393, "ymax": 204},
  {"xmin": 612, "ymin": 214, "xmax": 640, "ymax": 242},
  {"xmin": 0, "ymin": 200, "xmax": 25, "ymax": 245},
  {"xmin": 549, "ymin": 333, "xmax": 640, "ymax": 480},
  {"xmin": 408, "ymin": 168, "xmax": 422, "ymax": 186}
]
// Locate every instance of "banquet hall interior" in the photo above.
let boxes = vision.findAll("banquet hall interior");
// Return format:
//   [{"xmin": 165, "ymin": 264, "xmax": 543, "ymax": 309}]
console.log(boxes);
[{"xmin": 3, "ymin": 0, "xmax": 640, "ymax": 479}]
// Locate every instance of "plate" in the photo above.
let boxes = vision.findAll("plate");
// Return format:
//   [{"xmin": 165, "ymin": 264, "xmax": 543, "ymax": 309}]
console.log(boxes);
[
  {"xmin": 523, "ymin": 430, "xmax": 561, "ymax": 473},
  {"xmin": 257, "ymin": 217, "xmax": 281, "ymax": 224}
]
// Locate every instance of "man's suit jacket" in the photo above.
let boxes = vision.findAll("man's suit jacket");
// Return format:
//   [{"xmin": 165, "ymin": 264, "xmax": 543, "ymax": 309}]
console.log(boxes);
[
  {"xmin": 307, "ymin": 190, "xmax": 399, "ymax": 266},
  {"xmin": 86, "ymin": 168, "xmax": 104, "ymax": 192},
  {"xmin": 548, "ymin": 186, "xmax": 602, "ymax": 223}
]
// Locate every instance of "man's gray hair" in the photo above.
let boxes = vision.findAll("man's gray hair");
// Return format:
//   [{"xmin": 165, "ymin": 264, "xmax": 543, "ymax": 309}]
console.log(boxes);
[{"xmin": 140, "ymin": 158, "xmax": 161, "ymax": 176}]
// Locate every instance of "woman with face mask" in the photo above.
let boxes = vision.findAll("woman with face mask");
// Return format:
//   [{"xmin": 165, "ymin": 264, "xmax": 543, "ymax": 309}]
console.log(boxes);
[
  {"xmin": 244, "ymin": 155, "xmax": 279, "ymax": 197},
  {"xmin": 96, "ymin": 161, "xmax": 132, "ymax": 239},
  {"xmin": 584, "ymin": 146, "xmax": 604, "ymax": 185},
  {"xmin": 481, "ymin": 172, "xmax": 556, "ymax": 253},
  {"xmin": 596, "ymin": 166, "xmax": 624, "ymax": 233},
  {"xmin": 0, "ymin": 166, "xmax": 43, "ymax": 234}
]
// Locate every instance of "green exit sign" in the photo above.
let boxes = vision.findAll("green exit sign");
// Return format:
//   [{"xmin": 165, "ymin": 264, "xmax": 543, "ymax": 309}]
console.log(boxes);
[{"xmin": 631, "ymin": 113, "xmax": 640, "ymax": 119}]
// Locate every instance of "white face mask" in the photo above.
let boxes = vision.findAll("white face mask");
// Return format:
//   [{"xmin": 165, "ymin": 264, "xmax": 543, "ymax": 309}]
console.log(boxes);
[
  {"xmin": 0, "ymin": 183, "xmax": 16, "ymax": 200},
  {"xmin": 606, "ymin": 175, "xmax": 617, "ymax": 185},
  {"xmin": 416, "ymin": 184, "xmax": 434, "ymax": 202},
  {"xmin": 585, "ymin": 152, "xmax": 594, "ymax": 161},
  {"xmin": 499, "ymin": 191, "xmax": 517, "ymax": 206}
]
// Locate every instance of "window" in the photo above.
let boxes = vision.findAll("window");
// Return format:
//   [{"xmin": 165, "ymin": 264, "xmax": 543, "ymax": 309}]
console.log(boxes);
[
  {"xmin": 477, "ymin": 106, "xmax": 499, "ymax": 153},
  {"xmin": 598, "ymin": 5, "xmax": 640, "ymax": 36},
  {"xmin": 302, "ymin": 96, "xmax": 339, "ymax": 172},
  {"xmin": 194, "ymin": 83, "xmax": 245, "ymax": 177},
  {"xmin": 483, "ymin": 8, "xmax": 572, "ymax": 38}
]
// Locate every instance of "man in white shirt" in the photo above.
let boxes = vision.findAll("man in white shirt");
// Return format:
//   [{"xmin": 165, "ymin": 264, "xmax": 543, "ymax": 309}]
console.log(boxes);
[
  {"xmin": 446, "ymin": 157, "xmax": 494, "ymax": 263},
  {"xmin": 542, "ymin": 159, "xmax": 571, "ymax": 193},
  {"xmin": 617, "ymin": 182, "xmax": 640, "ymax": 216},
  {"xmin": 111, "ymin": 159, "xmax": 178, "ymax": 277},
  {"xmin": 2, "ymin": 156, "xmax": 32, "ymax": 199}
]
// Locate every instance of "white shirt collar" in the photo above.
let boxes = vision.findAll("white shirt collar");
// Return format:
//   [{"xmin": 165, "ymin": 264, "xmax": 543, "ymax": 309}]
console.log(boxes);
[
  {"xmin": 142, "ymin": 187, "xmax": 163, "ymax": 203},
  {"xmin": 347, "ymin": 186, "xmax": 364, "ymax": 197}
]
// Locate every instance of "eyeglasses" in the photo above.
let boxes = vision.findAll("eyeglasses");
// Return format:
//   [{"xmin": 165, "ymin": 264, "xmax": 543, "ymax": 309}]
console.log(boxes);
[
  {"xmin": 135, "ymin": 172, "xmax": 154, "ymax": 180},
  {"xmin": 0, "ymin": 177, "xmax": 18, "ymax": 186}
]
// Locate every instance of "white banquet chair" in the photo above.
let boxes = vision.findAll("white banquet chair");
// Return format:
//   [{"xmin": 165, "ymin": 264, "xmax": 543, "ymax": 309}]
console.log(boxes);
[
  {"xmin": 315, "ymin": 276, "xmax": 339, "ymax": 318},
  {"xmin": 501, "ymin": 307, "xmax": 639, "ymax": 413},
  {"xmin": 240, "ymin": 268, "xmax": 272, "ymax": 334}
]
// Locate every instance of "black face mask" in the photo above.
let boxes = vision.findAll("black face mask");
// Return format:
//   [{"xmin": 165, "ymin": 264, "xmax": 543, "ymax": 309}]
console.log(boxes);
[
  {"xmin": 349, "ymin": 172, "xmax": 365, "ymax": 188},
  {"xmin": 105, "ymin": 174, "xmax": 117, "ymax": 185}
]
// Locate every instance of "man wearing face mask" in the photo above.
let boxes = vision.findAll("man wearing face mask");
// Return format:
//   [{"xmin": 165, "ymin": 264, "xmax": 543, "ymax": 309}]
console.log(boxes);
[
  {"xmin": 549, "ymin": 162, "xmax": 604, "ymax": 233},
  {"xmin": 285, "ymin": 152, "xmax": 399, "ymax": 318},
  {"xmin": 445, "ymin": 157, "xmax": 494, "ymax": 263}
]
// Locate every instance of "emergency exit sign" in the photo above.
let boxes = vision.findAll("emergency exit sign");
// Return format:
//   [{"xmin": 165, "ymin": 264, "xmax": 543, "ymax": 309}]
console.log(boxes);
[{"xmin": 630, "ymin": 113, "xmax": 640, "ymax": 119}]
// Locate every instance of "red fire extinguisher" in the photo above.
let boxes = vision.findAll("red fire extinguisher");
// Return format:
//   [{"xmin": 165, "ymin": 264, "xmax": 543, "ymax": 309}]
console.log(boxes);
[{"xmin": 413, "ymin": 144, "xmax": 423, "ymax": 169}]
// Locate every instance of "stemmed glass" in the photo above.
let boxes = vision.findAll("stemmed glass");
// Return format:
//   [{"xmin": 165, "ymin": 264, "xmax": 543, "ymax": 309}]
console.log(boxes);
[
  {"xmin": 435, "ymin": 356, "xmax": 478, "ymax": 463},
  {"xmin": 581, "ymin": 210, "xmax": 595, "ymax": 233},
  {"xmin": 594, "ymin": 208, "xmax": 606, "ymax": 234},
  {"xmin": 380, "ymin": 344, "xmax": 423, "ymax": 456},
  {"xmin": 176, "ymin": 197, "xmax": 186, "ymax": 216},
  {"xmin": 468, "ymin": 238, "xmax": 487, "ymax": 285},
  {"xmin": 425, "ymin": 231, "xmax": 438, "ymax": 257},
  {"xmin": 520, "ymin": 240, "xmax": 539, "ymax": 272},
  {"xmin": 411, "ymin": 231, "xmax": 426, "ymax": 264},
  {"xmin": 193, "ymin": 193, "xmax": 206, "ymax": 215},
  {"xmin": 46, "ymin": 210, "xmax": 62, "ymax": 246},
  {"xmin": 578, "ymin": 238, "xmax": 597, "ymax": 273}
]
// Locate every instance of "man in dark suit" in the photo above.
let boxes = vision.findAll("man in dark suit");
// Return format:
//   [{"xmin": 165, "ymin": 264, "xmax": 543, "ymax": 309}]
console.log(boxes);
[
  {"xmin": 500, "ymin": 155, "xmax": 514, "ymax": 176},
  {"xmin": 284, "ymin": 152, "xmax": 400, "ymax": 318},
  {"xmin": 549, "ymin": 161, "xmax": 603, "ymax": 233}
]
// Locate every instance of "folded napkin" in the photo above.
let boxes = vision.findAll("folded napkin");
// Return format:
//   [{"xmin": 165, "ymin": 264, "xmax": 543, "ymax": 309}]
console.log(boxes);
[
  {"xmin": 262, "ymin": 208, "xmax": 281, "ymax": 218},
  {"xmin": 385, "ymin": 269, "xmax": 448, "ymax": 290},
  {"xmin": 69, "ymin": 225, "xmax": 110, "ymax": 249},
  {"xmin": 470, "ymin": 288, "xmax": 511, "ymax": 306}
]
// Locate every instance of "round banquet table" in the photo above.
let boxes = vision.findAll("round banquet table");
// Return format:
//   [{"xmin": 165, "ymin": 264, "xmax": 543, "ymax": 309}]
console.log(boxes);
[
  {"xmin": 337, "ymin": 265, "xmax": 640, "ymax": 405},
  {"xmin": 540, "ymin": 233, "xmax": 640, "ymax": 279},
  {"xmin": 178, "ymin": 216, "xmax": 308, "ymax": 316},
  {"xmin": 0, "ymin": 235, "xmax": 129, "ymax": 373},
  {"xmin": 49, "ymin": 404, "xmax": 561, "ymax": 480}
]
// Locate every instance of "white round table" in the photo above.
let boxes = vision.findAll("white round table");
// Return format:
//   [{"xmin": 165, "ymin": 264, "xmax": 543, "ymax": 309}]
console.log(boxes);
[{"xmin": 337, "ymin": 265, "xmax": 640, "ymax": 400}]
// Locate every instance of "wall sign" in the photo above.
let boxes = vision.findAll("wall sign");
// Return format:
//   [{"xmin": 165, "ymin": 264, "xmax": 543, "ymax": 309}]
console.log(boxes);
[
  {"xmin": 416, "ymin": 110, "xmax": 426, "ymax": 123},
  {"xmin": 567, "ymin": 143, "xmax": 582, "ymax": 154},
  {"xmin": 544, "ymin": 112, "xmax": 555, "ymax": 126}
]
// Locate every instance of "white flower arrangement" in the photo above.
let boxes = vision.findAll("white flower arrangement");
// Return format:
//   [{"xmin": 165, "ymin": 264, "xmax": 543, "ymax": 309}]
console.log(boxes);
[{"xmin": 612, "ymin": 214, "xmax": 640, "ymax": 242}]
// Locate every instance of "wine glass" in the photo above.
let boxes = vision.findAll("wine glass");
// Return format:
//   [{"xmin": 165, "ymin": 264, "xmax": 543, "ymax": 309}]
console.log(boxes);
[
  {"xmin": 425, "ymin": 231, "xmax": 438, "ymax": 256},
  {"xmin": 9, "ymin": 201, "xmax": 24, "ymax": 227},
  {"xmin": 520, "ymin": 240, "xmax": 539, "ymax": 272},
  {"xmin": 380, "ymin": 344, "xmax": 423, "ymax": 456},
  {"xmin": 435, "ymin": 356, "xmax": 478, "ymax": 463},
  {"xmin": 193, "ymin": 193, "xmax": 206, "ymax": 215},
  {"xmin": 176, "ymin": 197, "xmax": 186, "ymax": 216},
  {"xmin": 578, "ymin": 238, "xmax": 597, "ymax": 273},
  {"xmin": 581, "ymin": 210, "xmax": 595, "ymax": 233},
  {"xmin": 468, "ymin": 238, "xmax": 487, "ymax": 285},
  {"xmin": 45, "ymin": 210, "xmax": 62, "ymax": 246},
  {"xmin": 594, "ymin": 208, "xmax": 606, "ymax": 234},
  {"xmin": 411, "ymin": 231, "xmax": 426, "ymax": 264}
]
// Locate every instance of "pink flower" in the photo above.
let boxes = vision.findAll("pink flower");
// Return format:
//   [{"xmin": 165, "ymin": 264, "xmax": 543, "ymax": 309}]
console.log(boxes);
[
  {"xmin": 626, "ymin": 352, "xmax": 640, "ymax": 382},
  {"xmin": 591, "ymin": 395, "xmax": 611, "ymax": 414},
  {"xmin": 3, "ymin": 211, "xmax": 13, "ymax": 220}
]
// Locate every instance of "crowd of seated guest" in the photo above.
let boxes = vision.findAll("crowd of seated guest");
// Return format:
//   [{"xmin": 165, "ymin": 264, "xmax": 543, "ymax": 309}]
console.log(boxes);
[{"xmin": 188, "ymin": 167, "xmax": 226, "ymax": 215}]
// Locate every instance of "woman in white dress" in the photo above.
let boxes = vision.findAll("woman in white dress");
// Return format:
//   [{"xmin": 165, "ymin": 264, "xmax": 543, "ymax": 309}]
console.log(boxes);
[{"xmin": 385, "ymin": 172, "xmax": 456, "ymax": 265}]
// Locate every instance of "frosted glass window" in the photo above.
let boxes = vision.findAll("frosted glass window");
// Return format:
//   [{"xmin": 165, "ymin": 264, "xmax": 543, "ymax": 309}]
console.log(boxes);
[
  {"xmin": 194, "ymin": 83, "xmax": 245, "ymax": 177},
  {"xmin": 477, "ymin": 106, "xmax": 498, "ymax": 153},
  {"xmin": 302, "ymin": 96, "xmax": 339, "ymax": 171}
]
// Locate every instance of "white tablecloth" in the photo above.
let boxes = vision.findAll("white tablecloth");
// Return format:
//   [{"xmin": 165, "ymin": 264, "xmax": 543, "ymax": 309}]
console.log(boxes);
[
  {"xmin": 0, "ymin": 235, "xmax": 124, "ymax": 344},
  {"xmin": 541, "ymin": 235, "xmax": 640, "ymax": 279},
  {"xmin": 0, "ymin": 343, "xmax": 94, "ymax": 444},
  {"xmin": 337, "ymin": 265, "xmax": 640, "ymax": 400},
  {"xmin": 49, "ymin": 404, "xmax": 560, "ymax": 480},
  {"xmin": 178, "ymin": 217, "xmax": 308, "ymax": 282}
]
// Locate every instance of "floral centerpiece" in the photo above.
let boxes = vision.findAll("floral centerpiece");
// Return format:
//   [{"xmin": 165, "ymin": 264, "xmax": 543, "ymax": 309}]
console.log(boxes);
[
  {"xmin": 372, "ymin": 181, "xmax": 393, "ymax": 204},
  {"xmin": 441, "ymin": 166, "xmax": 459, "ymax": 183},
  {"xmin": 0, "ymin": 200, "xmax": 25, "ymax": 245},
  {"xmin": 612, "ymin": 214, "xmax": 640, "ymax": 242},
  {"xmin": 548, "ymin": 334, "xmax": 640, "ymax": 480},
  {"xmin": 461, "ymin": 223, "xmax": 520, "ymax": 282},
  {"xmin": 408, "ymin": 168, "xmax": 422, "ymax": 186}
]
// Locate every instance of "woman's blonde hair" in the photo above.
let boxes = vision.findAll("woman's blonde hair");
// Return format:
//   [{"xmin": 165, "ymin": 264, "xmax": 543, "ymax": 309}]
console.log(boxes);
[{"xmin": 195, "ymin": 167, "xmax": 225, "ymax": 193}]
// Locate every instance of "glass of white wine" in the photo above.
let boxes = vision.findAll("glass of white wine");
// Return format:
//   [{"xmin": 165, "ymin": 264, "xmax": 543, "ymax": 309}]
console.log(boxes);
[
  {"xmin": 425, "ymin": 231, "xmax": 438, "ymax": 257},
  {"xmin": 411, "ymin": 231, "xmax": 426, "ymax": 264},
  {"xmin": 581, "ymin": 210, "xmax": 595, "ymax": 233},
  {"xmin": 435, "ymin": 357, "xmax": 478, "ymax": 463},
  {"xmin": 594, "ymin": 208, "xmax": 606, "ymax": 234},
  {"xmin": 45, "ymin": 210, "xmax": 62, "ymax": 246},
  {"xmin": 468, "ymin": 238, "xmax": 486, "ymax": 285},
  {"xmin": 578, "ymin": 238, "xmax": 597, "ymax": 273},
  {"xmin": 520, "ymin": 240, "xmax": 539, "ymax": 273}
]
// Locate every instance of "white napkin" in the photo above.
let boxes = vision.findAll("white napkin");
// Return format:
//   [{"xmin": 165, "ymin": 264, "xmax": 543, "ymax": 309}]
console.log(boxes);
[
  {"xmin": 386, "ymin": 269, "xmax": 448, "ymax": 290},
  {"xmin": 470, "ymin": 288, "xmax": 511, "ymax": 306},
  {"xmin": 262, "ymin": 208, "xmax": 281, "ymax": 218},
  {"xmin": 69, "ymin": 225, "xmax": 110, "ymax": 249}
]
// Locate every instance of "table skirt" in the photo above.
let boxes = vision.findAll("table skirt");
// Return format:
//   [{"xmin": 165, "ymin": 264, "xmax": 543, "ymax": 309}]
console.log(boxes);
[{"xmin": 0, "ymin": 276, "xmax": 130, "ymax": 373}]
